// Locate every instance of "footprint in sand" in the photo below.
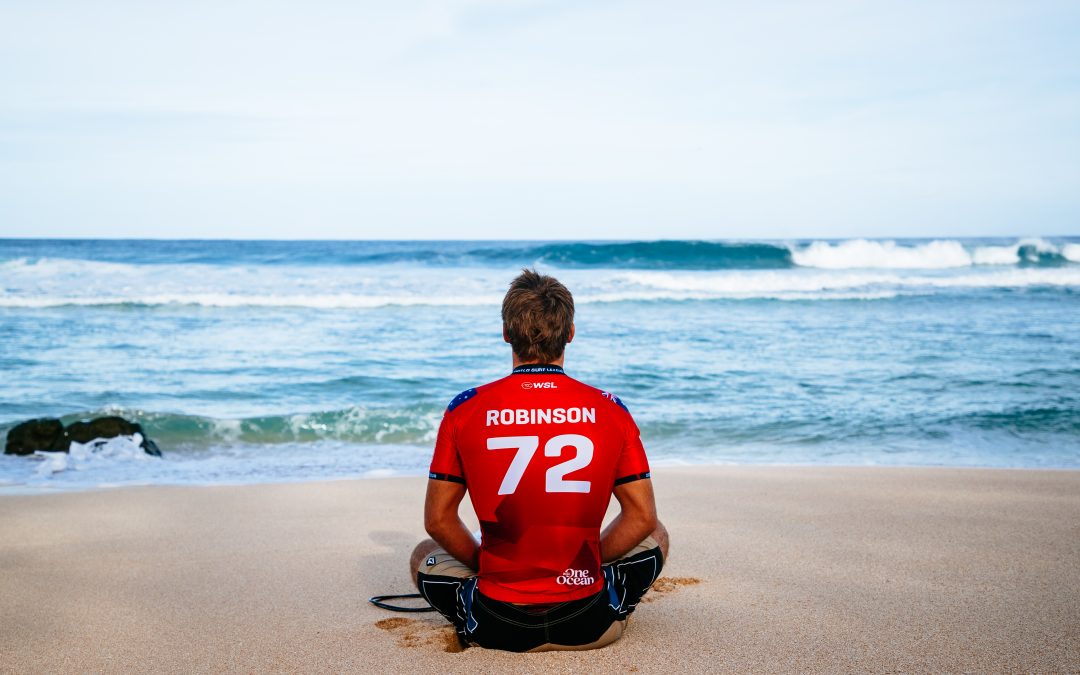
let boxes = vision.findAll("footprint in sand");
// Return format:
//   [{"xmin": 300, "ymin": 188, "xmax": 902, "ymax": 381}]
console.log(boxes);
[
  {"xmin": 642, "ymin": 576, "xmax": 701, "ymax": 602},
  {"xmin": 375, "ymin": 617, "xmax": 464, "ymax": 653}
]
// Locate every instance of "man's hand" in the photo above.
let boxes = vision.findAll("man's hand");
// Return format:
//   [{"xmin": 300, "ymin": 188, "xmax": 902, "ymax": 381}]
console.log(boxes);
[
  {"xmin": 424, "ymin": 479, "xmax": 480, "ymax": 571},
  {"xmin": 600, "ymin": 478, "xmax": 659, "ymax": 563}
]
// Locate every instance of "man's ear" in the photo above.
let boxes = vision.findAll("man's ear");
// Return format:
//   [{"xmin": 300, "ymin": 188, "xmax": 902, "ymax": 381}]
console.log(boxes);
[
  {"xmin": 567, "ymin": 323, "xmax": 575, "ymax": 344},
  {"xmin": 503, "ymin": 325, "xmax": 512, "ymax": 344}
]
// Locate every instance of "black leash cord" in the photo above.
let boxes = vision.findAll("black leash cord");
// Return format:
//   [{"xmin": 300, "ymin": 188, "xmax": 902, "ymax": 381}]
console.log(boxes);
[{"xmin": 369, "ymin": 593, "xmax": 436, "ymax": 613}]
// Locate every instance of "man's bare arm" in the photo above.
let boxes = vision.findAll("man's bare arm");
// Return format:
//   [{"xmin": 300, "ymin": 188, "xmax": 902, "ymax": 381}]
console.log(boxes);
[
  {"xmin": 424, "ymin": 478, "xmax": 480, "ymax": 571},
  {"xmin": 600, "ymin": 478, "xmax": 659, "ymax": 563}
]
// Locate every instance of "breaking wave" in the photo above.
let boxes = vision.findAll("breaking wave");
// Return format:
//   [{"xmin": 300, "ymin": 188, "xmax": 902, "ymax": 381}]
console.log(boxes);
[
  {"xmin": 11, "ymin": 406, "xmax": 448, "ymax": 449},
  {"xmin": 791, "ymin": 238, "xmax": 1078, "ymax": 269},
  {"xmin": 2, "ymin": 237, "xmax": 1077, "ymax": 273}
]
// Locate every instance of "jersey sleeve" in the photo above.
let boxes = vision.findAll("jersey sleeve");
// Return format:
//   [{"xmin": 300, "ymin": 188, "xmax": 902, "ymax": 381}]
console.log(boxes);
[
  {"xmin": 428, "ymin": 411, "xmax": 465, "ymax": 484},
  {"xmin": 613, "ymin": 407, "xmax": 651, "ymax": 485}
]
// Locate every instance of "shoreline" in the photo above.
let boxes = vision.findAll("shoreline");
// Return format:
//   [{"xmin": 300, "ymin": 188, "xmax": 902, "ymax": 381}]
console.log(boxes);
[
  {"xmin": 2, "ymin": 466, "xmax": 1078, "ymax": 672},
  {"xmin": 3, "ymin": 460, "xmax": 1079, "ymax": 497}
]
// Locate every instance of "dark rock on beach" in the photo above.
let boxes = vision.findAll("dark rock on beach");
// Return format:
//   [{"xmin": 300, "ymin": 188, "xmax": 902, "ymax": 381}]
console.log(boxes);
[
  {"xmin": 4, "ymin": 415, "xmax": 163, "ymax": 457},
  {"xmin": 67, "ymin": 416, "xmax": 138, "ymax": 444},
  {"xmin": 140, "ymin": 437, "xmax": 163, "ymax": 457},
  {"xmin": 3, "ymin": 418, "xmax": 68, "ymax": 455},
  {"xmin": 66, "ymin": 416, "xmax": 163, "ymax": 457}
]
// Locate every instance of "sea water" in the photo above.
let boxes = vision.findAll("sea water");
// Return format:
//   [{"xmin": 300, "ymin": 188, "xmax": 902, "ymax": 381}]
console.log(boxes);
[{"xmin": 1, "ymin": 238, "xmax": 1077, "ymax": 490}]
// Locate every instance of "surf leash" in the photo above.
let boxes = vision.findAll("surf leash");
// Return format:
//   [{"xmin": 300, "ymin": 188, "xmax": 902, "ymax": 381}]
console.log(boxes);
[{"xmin": 368, "ymin": 593, "xmax": 437, "ymax": 613}]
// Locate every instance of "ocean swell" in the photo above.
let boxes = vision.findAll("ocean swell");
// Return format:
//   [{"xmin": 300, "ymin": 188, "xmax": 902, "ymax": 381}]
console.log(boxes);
[{"xmin": 2, "ymin": 238, "xmax": 1076, "ymax": 273}]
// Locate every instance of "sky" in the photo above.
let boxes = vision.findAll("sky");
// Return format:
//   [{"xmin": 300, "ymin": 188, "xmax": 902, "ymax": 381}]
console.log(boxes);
[{"xmin": 1, "ymin": 0, "xmax": 1078, "ymax": 240}]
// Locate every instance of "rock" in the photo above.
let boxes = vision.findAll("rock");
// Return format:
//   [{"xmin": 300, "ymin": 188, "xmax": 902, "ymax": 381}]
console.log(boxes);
[
  {"xmin": 141, "ymin": 437, "xmax": 163, "ymax": 458},
  {"xmin": 4, "ymin": 415, "xmax": 163, "ymax": 457},
  {"xmin": 66, "ymin": 416, "xmax": 141, "ymax": 444},
  {"xmin": 65, "ymin": 416, "xmax": 163, "ymax": 457},
  {"xmin": 4, "ymin": 418, "xmax": 67, "ymax": 455}
]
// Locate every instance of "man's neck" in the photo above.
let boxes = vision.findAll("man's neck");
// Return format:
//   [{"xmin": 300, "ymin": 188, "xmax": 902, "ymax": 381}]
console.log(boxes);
[{"xmin": 512, "ymin": 355, "xmax": 565, "ymax": 369}]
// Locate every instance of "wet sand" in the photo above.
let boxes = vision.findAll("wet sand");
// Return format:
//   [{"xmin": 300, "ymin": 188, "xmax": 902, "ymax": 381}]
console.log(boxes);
[{"xmin": 1, "ymin": 466, "xmax": 1078, "ymax": 673}]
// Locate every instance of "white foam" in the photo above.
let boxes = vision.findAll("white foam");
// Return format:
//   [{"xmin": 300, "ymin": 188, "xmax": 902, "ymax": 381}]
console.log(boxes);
[
  {"xmin": 33, "ymin": 434, "xmax": 151, "ymax": 477},
  {"xmin": 971, "ymin": 244, "xmax": 1019, "ymax": 265},
  {"xmin": 791, "ymin": 238, "xmax": 1077, "ymax": 270},
  {"xmin": 34, "ymin": 451, "xmax": 70, "ymax": 475},
  {"xmin": 791, "ymin": 239, "xmax": 973, "ymax": 269},
  {"xmin": 2, "ymin": 266, "xmax": 1078, "ymax": 308},
  {"xmin": 610, "ymin": 267, "xmax": 1080, "ymax": 299},
  {"xmin": 69, "ymin": 434, "xmax": 151, "ymax": 461},
  {"xmin": 0, "ymin": 292, "xmax": 504, "ymax": 309}
]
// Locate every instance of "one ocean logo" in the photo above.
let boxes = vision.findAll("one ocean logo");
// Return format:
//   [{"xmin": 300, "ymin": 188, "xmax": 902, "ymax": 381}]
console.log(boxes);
[{"xmin": 556, "ymin": 568, "xmax": 595, "ymax": 586}]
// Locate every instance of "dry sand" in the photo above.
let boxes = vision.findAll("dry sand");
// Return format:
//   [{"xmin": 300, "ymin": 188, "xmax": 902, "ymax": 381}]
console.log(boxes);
[{"xmin": 1, "ymin": 466, "xmax": 1078, "ymax": 673}]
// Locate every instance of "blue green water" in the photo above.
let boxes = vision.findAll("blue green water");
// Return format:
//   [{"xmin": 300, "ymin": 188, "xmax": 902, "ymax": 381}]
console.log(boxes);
[{"xmin": 1, "ymin": 237, "xmax": 1078, "ymax": 489}]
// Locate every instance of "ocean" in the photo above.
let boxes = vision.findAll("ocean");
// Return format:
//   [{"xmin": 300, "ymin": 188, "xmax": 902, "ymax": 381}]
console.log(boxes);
[{"xmin": 1, "ymin": 237, "xmax": 1078, "ymax": 491}]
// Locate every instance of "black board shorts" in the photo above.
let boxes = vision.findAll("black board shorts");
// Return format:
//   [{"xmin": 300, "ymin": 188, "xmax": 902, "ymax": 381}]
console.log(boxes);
[{"xmin": 416, "ymin": 540, "xmax": 664, "ymax": 652}]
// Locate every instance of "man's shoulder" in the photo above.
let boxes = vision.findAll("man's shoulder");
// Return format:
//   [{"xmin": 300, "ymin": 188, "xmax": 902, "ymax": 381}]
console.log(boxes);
[
  {"xmin": 445, "ymin": 387, "xmax": 479, "ymax": 413},
  {"xmin": 443, "ymin": 377, "xmax": 508, "ymax": 414},
  {"xmin": 597, "ymin": 389, "xmax": 631, "ymax": 413},
  {"xmin": 572, "ymin": 378, "xmax": 632, "ymax": 414}
]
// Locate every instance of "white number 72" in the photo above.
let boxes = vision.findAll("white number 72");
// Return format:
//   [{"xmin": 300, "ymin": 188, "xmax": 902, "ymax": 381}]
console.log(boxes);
[{"xmin": 486, "ymin": 434, "xmax": 594, "ymax": 495}]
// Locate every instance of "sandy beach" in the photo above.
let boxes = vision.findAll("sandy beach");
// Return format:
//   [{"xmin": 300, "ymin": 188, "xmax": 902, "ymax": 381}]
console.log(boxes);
[{"xmin": 1, "ymin": 466, "xmax": 1078, "ymax": 673}]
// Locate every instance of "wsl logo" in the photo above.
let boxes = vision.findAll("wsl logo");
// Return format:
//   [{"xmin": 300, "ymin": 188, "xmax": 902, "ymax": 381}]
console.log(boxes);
[
  {"xmin": 521, "ymin": 381, "xmax": 558, "ymax": 390},
  {"xmin": 555, "ymin": 568, "xmax": 595, "ymax": 586}
]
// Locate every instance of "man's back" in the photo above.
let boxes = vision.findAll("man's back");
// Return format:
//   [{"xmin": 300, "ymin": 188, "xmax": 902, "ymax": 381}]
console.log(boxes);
[
  {"xmin": 430, "ymin": 363, "xmax": 651, "ymax": 603},
  {"xmin": 412, "ymin": 269, "xmax": 665, "ymax": 652}
]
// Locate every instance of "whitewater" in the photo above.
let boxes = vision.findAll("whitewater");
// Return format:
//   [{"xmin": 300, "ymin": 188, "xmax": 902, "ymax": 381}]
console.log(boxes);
[{"xmin": 1, "ymin": 237, "xmax": 1078, "ymax": 490}]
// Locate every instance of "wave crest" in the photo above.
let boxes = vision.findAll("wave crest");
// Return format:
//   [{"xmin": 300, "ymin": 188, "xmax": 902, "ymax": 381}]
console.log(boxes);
[{"xmin": 791, "ymin": 238, "xmax": 1075, "ymax": 269}]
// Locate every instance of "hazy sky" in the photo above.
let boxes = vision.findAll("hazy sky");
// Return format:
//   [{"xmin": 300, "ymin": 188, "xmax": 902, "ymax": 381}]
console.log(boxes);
[{"xmin": 1, "ymin": 0, "xmax": 1078, "ymax": 239}]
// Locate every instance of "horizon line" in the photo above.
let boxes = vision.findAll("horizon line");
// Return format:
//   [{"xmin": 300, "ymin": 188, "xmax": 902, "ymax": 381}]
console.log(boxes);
[{"xmin": 1, "ymin": 234, "xmax": 1077, "ymax": 243}]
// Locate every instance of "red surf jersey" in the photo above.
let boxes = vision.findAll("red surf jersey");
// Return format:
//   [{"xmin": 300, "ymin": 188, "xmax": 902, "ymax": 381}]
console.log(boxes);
[{"xmin": 428, "ymin": 364, "xmax": 651, "ymax": 604}]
